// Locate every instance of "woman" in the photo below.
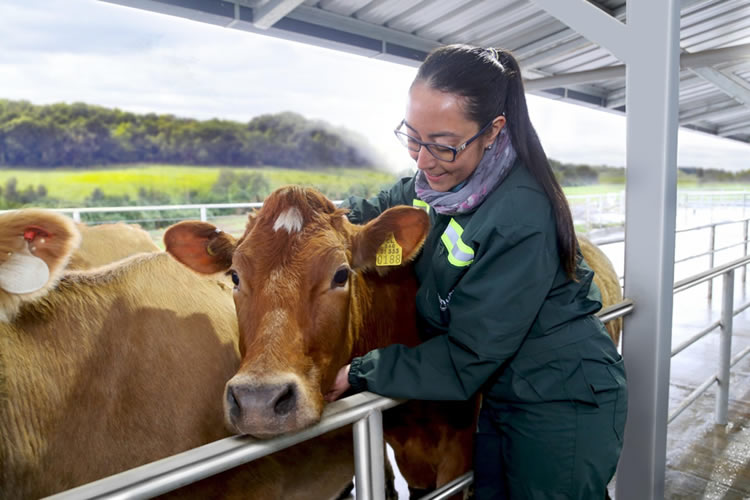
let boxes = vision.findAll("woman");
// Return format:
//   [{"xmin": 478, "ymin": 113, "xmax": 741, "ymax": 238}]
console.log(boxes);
[{"xmin": 325, "ymin": 44, "xmax": 627, "ymax": 499}]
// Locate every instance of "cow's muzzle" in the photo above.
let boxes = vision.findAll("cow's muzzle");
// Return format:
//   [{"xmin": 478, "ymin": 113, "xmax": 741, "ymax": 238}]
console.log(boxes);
[{"xmin": 224, "ymin": 375, "xmax": 315, "ymax": 437}]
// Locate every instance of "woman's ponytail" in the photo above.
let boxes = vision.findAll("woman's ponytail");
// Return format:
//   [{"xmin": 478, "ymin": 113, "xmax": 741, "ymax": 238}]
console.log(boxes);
[{"xmin": 497, "ymin": 49, "xmax": 578, "ymax": 279}]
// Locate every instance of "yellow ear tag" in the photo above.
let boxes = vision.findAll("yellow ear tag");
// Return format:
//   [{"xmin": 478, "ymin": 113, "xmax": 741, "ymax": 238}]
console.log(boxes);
[{"xmin": 376, "ymin": 233, "xmax": 402, "ymax": 267}]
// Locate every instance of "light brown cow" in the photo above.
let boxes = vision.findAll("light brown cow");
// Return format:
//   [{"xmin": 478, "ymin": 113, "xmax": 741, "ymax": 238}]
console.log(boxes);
[
  {"xmin": 0, "ymin": 209, "xmax": 354, "ymax": 499},
  {"xmin": 165, "ymin": 186, "xmax": 477, "ymax": 496},
  {"xmin": 578, "ymin": 234, "xmax": 623, "ymax": 347},
  {"xmin": 67, "ymin": 221, "xmax": 160, "ymax": 270}
]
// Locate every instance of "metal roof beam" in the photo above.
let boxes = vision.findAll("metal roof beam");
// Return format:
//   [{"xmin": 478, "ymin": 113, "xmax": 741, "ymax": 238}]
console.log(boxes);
[
  {"xmin": 680, "ymin": 101, "xmax": 748, "ymax": 124},
  {"xmin": 252, "ymin": 0, "xmax": 306, "ymax": 29},
  {"xmin": 718, "ymin": 120, "xmax": 750, "ymax": 137},
  {"xmin": 530, "ymin": 0, "xmax": 629, "ymax": 62},
  {"xmin": 690, "ymin": 67, "xmax": 750, "ymax": 107},
  {"xmin": 524, "ymin": 65, "xmax": 623, "ymax": 91},
  {"xmin": 524, "ymin": 43, "xmax": 750, "ymax": 91},
  {"xmin": 286, "ymin": 5, "xmax": 439, "ymax": 54}
]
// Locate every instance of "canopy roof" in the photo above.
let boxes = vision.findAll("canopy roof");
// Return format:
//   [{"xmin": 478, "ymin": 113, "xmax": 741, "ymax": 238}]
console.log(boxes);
[{"xmin": 103, "ymin": 0, "xmax": 750, "ymax": 144}]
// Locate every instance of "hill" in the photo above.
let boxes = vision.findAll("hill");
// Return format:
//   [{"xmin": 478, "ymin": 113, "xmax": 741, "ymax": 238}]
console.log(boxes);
[{"xmin": 0, "ymin": 99, "xmax": 379, "ymax": 168}]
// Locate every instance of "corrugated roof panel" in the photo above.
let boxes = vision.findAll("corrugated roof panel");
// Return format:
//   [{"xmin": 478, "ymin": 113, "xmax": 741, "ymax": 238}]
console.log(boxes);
[
  {"xmin": 386, "ymin": 0, "xmax": 469, "ymax": 34},
  {"xmin": 682, "ymin": 84, "xmax": 725, "ymax": 105},
  {"xmin": 512, "ymin": 24, "xmax": 583, "ymax": 60},
  {"xmin": 594, "ymin": 0, "xmax": 625, "ymax": 12},
  {"xmin": 539, "ymin": 46, "xmax": 617, "ymax": 74},
  {"xmin": 317, "ymin": 0, "xmax": 372, "ymax": 17},
  {"xmin": 353, "ymin": 0, "xmax": 422, "ymax": 25},
  {"xmin": 681, "ymin": 0, "xmax": 747, "ymax": 30},
  {"xmin": 439, "ymin": 1, "xmax": 536, "ymax": 45},
  {"xmin": 413, "ymin": 0, "xmax": 514, "ymax": 41},
  {"xmin": 683, "ymin": 24, "xmax": 750, "ymax": 53},
  {"xmin": 479, "ymin": 10, "xmax": 564, "ymax": 49}
]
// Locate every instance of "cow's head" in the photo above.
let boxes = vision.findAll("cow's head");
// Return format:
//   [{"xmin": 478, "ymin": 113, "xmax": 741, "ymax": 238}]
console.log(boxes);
[
  {"xmin": 0, "ymin": 209, "xmax": 81, "ymax": 322},
  {"xmin": 165, "ymin": 186, "xmax": 429, "ymax": 437}
]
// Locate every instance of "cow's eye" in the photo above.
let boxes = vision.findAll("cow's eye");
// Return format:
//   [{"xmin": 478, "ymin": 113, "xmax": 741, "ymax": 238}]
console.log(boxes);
[
  {"xmin": 331, "ymin": 267, "xmax": 349, "ymax": 288},
  {"xmin": 228, "ymin": 270, "xmax": 240, "ymax": 288}
]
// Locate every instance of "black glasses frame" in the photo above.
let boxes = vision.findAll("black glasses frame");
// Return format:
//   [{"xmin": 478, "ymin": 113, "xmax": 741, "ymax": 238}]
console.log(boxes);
[{"xmin": 393, "ymin": 119, "xmax": 494, "ymax": 162}]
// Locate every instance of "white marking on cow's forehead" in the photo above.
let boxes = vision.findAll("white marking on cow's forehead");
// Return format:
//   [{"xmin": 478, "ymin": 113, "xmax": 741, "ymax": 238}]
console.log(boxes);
[
  {"xmin": 273, "ymin": 207, "xmax": 304, "ymax": 233},
  {"xmin": 261, "ymin": 308, "xmax": 290, "ymax": 335},
  {"xmin": 264, "ymin": 268, "xmax": 300, "ymax": 296}
]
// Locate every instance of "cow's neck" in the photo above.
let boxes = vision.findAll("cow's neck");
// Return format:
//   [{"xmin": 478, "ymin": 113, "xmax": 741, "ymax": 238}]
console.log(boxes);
[{"xmin": 350, "ymin": 266, "xmax": 421, "ymax": 358}]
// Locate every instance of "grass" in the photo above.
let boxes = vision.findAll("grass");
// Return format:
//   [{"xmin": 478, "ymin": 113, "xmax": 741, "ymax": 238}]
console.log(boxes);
[
  {"xmin": 2, "ymin": 164, "xmax": 749, "ymax": 206},
  {"xmin": 0, "ymin": 165, "xmax": 397, "ymax": 204}
]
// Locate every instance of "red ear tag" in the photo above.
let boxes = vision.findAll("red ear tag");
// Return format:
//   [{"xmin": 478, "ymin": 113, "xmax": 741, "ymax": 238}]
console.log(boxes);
[{"xmin": 23, "ymin": 227, "xmax": 51, "ymax": 242}]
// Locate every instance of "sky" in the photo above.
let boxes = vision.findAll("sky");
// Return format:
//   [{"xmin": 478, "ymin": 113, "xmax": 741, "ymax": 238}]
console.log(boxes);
[{"xmin": 1, "ymin": 0, "xmax": 750, "ymax": 173}]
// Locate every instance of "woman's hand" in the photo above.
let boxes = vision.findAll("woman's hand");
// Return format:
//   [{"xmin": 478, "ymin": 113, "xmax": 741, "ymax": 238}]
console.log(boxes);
[{"xmin": 324, "ymin": 364, "xmax": 351, "ymax": 402}]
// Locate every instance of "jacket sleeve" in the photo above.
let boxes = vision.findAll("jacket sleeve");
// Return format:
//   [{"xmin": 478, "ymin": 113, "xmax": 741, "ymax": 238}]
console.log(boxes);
[
  {"xmin": 348, "ymin": 223, "xmax": 560, "ymax": 400},
  {"xmin": 342, "ymin": 177, "xmax": 416, "ymax": 224}
]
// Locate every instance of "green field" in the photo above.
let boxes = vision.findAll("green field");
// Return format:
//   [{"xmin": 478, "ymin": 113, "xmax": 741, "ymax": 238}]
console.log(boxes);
[
  {"xmin": 3, "ymin": 165, "xmax": 749, "ymax": 208},
  {"xmin": 0, "ymin": 165, "xmax": 397, "ymax": 205}
]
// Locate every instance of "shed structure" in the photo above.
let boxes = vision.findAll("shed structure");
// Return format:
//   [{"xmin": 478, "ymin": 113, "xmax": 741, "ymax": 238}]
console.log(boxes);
[{"xmin": 99, "ymin": 1, "xmax": 750, "ymax": 499}]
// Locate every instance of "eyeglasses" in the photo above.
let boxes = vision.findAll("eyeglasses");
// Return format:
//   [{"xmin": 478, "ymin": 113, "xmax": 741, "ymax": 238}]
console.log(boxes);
[{"xmin": 393, "ymin": 119, "xmax": 494, "ymax": 162}]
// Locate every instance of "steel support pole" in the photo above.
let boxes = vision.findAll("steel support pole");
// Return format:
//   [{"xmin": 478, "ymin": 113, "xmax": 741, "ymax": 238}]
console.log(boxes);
[
  {"xmin": 616, "ymin": 1, "xmax": 681, "ymax": 499},
  {"xmin": 743, "ymin": 219, "xmax": 748, "ymax": 285},
  {"xmin": 716, "ymin": 270, "xmax": 734, "ymax": 425},
  {"xmin": 353, "ymin": 417, "xmax": 373, "ymax": 500},
  {"xmin": 368, "ymin": 410, "xmax": 386, "ymax": 500},
  {"xmin": 353, "ymin": 411, "xmax": 386, "ymax": 500},
  {"xmin": 709, "ymin": 225, "xmax": 716, "ymax": 300}
]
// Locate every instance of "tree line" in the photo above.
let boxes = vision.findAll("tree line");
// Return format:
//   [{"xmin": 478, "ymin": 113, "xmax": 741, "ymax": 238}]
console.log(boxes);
[{"xmin": 0, "ymin": 99, "xmax": 378, "ymax": 168}]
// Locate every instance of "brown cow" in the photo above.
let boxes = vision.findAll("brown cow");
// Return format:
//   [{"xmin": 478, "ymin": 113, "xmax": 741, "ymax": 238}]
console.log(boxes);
[
  {"xmin": 0, "ymin": 209, "xmax": 354, "ymax": 499},
  {"xmin": 165, "ymin": 186, "xmax": 476, "ymax": 496},
  {"xmin": 578, "ymin": 234, "xmax": 623, "ymax": 347},
  {"xmin": 67, "ymin": 221, "xmax": 160, "ymax": 270},
  {"xmin": 165, "ymin": 186, "xmax": 625, "ymax": 498}
]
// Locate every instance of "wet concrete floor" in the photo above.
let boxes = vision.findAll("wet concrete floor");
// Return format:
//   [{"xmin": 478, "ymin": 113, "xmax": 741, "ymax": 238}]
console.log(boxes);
[{"xmin": 659, "ymin": 278, "xmax": 750, "ymax": 499}]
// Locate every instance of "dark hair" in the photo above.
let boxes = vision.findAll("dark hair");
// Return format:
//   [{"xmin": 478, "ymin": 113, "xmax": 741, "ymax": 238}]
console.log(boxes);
[{"xmin": 414, "ymin": 44, "xmax": 577, "ymax": 279}]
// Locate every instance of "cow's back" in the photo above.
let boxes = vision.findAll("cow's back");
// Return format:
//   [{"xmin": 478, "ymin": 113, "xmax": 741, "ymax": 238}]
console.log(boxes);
[
  {"xmin": 0, "ymin": 253, "xmax": 240, "ymax": 498},
  {"xmin": 578, "ymin": 235, "xmax": 623, "ymax": 346},
  {"xmin": 67, "ymin": 222, "xmax": 160, "ymax": 270}
]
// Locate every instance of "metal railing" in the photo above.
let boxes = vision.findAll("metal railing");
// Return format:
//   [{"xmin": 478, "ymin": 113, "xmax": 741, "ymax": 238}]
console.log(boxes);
[
  {"xmin": 591, "ymin": 217, "xmax": 750, "ymax": 426},
  {"xmin": 593, "ymin": 215, "xmax": 750, "ymax": 295},
  {"xmin": 667, "ymin": 255, "xmax": 750, "ymax": 424},
  {"xmin": 45, "ymin": 202, "xmax": 265, "ymax": 223}
]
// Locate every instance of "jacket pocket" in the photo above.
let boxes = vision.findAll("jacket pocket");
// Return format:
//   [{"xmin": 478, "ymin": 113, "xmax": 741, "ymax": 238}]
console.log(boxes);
[{"xmin": 605, "ymin": 358, "xmax": 627, "ymax": 442}]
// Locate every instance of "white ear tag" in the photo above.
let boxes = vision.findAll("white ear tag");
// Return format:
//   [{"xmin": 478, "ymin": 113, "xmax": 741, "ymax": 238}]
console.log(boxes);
[{"xmin": 0, "ymin": 251, "xmax": 51, "ymax": 294}]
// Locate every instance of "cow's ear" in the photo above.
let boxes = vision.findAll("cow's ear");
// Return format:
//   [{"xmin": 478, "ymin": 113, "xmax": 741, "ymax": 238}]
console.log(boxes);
[
  {"xmin": 0, "ymin": 209, "xmax": 80, "ymax": 295},
  {"xmin": 164, "ymin": 221, "xmax": 237, "ymax": 274},
  {"xmin": 351, "ymin": 206, "xmax": 429, "ymax": 272}
]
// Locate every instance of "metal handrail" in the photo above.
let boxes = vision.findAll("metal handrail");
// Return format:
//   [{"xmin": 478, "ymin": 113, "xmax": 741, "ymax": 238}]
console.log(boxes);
[
  {"xmin": 674, "ymin": 240, "xmax": 749, "ymax": 265},
  {"xmin": 43, "ymin": 393, "xmax": 402, "ymax": 500},
  {"xmin": 673, "ymin": 255, "xmax": 750, "ymax": 294},
  {"xmin": 598, "ymin": 299, "xmax": 634, "ymax": 323},
  {"xmin": 43, "ymin": 298, "xmax": 636, "ymax": 500}
]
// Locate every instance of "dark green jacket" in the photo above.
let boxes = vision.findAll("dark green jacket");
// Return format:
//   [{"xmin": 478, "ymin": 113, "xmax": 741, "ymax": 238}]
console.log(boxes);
[{"xmin": 345, "ymin": 161, "xmax": 623, "ymax": 404}]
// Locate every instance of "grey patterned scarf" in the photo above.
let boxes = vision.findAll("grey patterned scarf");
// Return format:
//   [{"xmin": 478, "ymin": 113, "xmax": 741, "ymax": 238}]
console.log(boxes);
[{"xmin": 415, "ymin": 126, "xmax": 517, "ymax": 215}]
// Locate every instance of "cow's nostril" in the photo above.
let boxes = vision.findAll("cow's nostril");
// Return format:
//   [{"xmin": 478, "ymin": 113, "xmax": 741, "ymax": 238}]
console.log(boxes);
[
  {"xmin": 273, "ymin": 384, "xmax": 296, "ymax": 416},
  {"xmin": 226, "ymin": 386, "xmax": 241, "ymax": 420}
]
